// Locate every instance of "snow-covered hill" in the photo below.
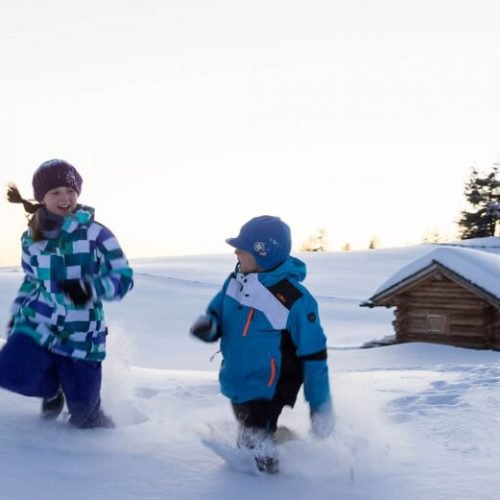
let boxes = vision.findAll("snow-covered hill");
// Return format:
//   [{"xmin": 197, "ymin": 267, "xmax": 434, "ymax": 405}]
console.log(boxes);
[{"xmin": 0, "ymin": 241, "xmax": 499, "ymax": 500}]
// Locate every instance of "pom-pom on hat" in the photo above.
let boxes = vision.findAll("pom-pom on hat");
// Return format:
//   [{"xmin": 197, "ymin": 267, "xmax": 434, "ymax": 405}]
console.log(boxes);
[
  {"xmin": 226, "ymin": 215, "xmax": 292, "ymax": 270},
  {"xmin": 32, "ymin": 159, "xmax": 83, "ymax": 202}
]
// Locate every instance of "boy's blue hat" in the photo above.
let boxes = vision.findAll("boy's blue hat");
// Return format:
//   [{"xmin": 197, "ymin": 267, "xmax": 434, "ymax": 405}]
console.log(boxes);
[{"xmin": 226, "ymin": 215, "xmax": 292, "ymax": 270}]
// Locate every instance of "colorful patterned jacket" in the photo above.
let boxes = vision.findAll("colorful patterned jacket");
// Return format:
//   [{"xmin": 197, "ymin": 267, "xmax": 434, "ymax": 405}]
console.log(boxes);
[
  {"xmin": 206, "ymin": 257, "xmax": 331, "ymax": 410},
  {"xmin": 9, "ymin": 205, "xmax": 133, "ymax": 361}
]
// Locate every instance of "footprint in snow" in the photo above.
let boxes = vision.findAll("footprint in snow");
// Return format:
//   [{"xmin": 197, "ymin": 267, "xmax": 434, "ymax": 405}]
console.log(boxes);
[{"xmin": 134, "ymin": 387, "xmax": 160, "ymax": 399}]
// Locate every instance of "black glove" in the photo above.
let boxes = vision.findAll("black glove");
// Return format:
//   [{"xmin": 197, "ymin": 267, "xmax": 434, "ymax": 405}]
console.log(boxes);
[
  {"xmin": 190, "ymin": 315, "xmax": 218, "ymax": 342},
  {"xmin": 60, "ymin": 279, "xmax": 92, "ymax": 306},
  {"xmin": 7, "ymin": 317, "xmax": 14, "ymax": 330}
]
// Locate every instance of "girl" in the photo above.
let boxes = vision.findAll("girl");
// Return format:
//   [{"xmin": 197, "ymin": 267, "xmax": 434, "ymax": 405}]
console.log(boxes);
[{"xmin": 0, "ymin": 159, "xmax": 134, "ymax": 428}]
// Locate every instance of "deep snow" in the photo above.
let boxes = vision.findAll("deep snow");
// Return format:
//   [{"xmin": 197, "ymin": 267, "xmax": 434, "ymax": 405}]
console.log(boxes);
[{"xmin": 0, "ymin": 241, "xmax": 499, "ymax": 500}]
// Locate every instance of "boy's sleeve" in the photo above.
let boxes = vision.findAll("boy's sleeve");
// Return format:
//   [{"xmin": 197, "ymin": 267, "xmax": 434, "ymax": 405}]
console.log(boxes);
[
  {"xmin": 91, "ymin": 225, "xmax": 134, "ymax": 301},
  {"xmin": 204, "ymin": 274, "xmax": 232, "ymax": 339},
  {"xmin": 207, "ymin": 288, "xmax": 224, "ymax": 319},
  {"xmin": 288, "ymin": 294, "xmax": 332, "ymax": 411}
]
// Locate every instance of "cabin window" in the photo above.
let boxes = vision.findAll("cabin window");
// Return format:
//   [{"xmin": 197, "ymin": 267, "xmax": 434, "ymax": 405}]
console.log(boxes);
[{"xmin": 426, "ymin": 313, "xmax": 447, "ymax": 334}]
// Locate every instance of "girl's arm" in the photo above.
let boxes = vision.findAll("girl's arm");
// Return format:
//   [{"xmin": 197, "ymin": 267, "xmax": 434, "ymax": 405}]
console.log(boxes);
[
  {"xmin": 9, "ymin": 233, "xmax": 38, "ymax": 327},
  {"xmin": 91, "ymin": 225, "xmax": 134, "ymax": 301}
]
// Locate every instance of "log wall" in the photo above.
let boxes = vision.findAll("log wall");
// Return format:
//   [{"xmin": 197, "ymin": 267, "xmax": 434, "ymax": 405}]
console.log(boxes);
[
  {"xmin": 492, "ymin": 311, "xmax": 500, "ymax": 348},
  {"xmin": 393, "ymin": 273, "xmax": 500, "ymax": 349}
]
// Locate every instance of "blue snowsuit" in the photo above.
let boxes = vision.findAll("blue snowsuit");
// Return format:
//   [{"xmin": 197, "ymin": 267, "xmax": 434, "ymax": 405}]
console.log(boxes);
[{"xmin": 206, "ymin": 257, "xmax": 331, "ymax": 416}]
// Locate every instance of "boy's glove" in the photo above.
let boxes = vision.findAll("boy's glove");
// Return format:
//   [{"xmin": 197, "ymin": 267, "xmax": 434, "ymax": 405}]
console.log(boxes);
[
  {"xmin": 190, "ymin": 314, "xmax": 218, "ymax": 342},
  {"xmin": 60, "ymin": 279, "xmax": 93, "ymax": 306},
  {"xmin": 310, "ymin": 401, "xmax": 335, "ymax": 440}
]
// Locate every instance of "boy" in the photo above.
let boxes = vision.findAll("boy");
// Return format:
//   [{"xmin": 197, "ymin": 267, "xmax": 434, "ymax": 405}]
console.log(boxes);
[{"xmin": 190, "ymin": 215, "xmax": 333, "ymax": 473}]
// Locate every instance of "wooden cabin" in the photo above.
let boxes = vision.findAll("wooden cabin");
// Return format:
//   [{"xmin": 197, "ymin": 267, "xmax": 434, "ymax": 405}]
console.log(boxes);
[{"xmin": 363, "ymin": 246, "xmax": 500, "ymax": 349}]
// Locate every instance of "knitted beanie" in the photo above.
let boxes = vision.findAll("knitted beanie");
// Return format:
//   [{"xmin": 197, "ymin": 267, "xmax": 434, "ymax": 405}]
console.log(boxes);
[{"xmin": 32, "ymin": 159, "xmax": 83, "ymax": 202}]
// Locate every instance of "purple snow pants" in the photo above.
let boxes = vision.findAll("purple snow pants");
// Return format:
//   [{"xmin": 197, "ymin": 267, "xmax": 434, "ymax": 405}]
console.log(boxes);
[{"xmin": 0, "ymin": 333, "xmax": 102, "ymax": 426}]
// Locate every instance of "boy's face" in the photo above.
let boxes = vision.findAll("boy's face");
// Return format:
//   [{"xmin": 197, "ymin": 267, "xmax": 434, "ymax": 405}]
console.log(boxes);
[
  {"xmin": 42, "ymin": 186, "xmax": 79, "ymax": 217},
  {"xmin": 235, "ymin": 248, "xmax": 261, "ymax": 274}
]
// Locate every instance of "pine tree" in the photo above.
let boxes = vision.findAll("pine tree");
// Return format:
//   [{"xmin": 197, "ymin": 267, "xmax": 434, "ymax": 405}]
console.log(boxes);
[
  {"xmin": 422, "ymin": 228, "xmax": 444, "ymax": 244},
  {"xmin": 300, "ymin": 228, "xmax": 329, "ymax": 252},
  {"xmin": 458, "ymin": 165, "xmax": 499, "ymax": 239},
  {"xmin": 368, "ymin": 236, "xmax": 380, "ymax": 249}
]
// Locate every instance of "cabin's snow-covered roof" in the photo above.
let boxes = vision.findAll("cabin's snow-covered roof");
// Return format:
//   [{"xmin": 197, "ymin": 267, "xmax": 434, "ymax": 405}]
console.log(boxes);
[
  {"xmin": 437, "ymin": 236, "xmax": 500, "ymax": 253},
  {"xmin": 367, "ymin": 244, "xmax": 500, "ymax": 304}
]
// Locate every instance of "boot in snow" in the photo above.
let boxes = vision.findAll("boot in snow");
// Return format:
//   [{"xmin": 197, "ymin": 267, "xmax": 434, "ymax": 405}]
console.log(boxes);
[
  {"xmin": 41, "ymin": 387, "xmax": 65, "ymax": 419},
  {"xmin": 255, "ymin": 454, "xmax": 280, "ymax": 474},
  {"xmin": 237, "ymin": 426, "xmax": 280, "ymax": 474},
  {"xmin": 70, "ymin": 408, "xmax": 115, "ymax": 429}
]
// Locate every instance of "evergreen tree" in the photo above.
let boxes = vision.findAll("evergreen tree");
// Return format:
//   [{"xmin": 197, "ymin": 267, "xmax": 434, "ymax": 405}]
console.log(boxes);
[
  {"xmin": 300, "ymin": 228, "xmax": 329, "ymax": 252},
  {"xmin": 368, "ymin": 236, "xmax": 380, "ymax": 249},
  {"xmin": 458, "ymin": 165, "xmax": 499, "ymax": 239}
]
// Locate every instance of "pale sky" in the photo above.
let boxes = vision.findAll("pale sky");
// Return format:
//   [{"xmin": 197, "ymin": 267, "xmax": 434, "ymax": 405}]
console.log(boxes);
[{"xmin": 1, "ymin": 0, "xmax": 499, "ymax": 266}]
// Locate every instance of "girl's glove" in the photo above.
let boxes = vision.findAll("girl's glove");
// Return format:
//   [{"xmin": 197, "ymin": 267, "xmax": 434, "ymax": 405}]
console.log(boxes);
[
  {"xmin": 310, "ymin": 401, "xmax": 335, "ymax": 439},
  {"xmin": 190, "ymin": 315, "xmax": 218, "ymax": 342},
  {"xmin": 60, "ymin": 279, "xmax": 93, "ymax": 306}
]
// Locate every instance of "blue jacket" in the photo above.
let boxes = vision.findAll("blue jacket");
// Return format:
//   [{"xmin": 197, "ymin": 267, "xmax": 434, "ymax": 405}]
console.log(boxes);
[{"xmin": 207, "ymin": 257, "xmax": 331, "ymax": 410}]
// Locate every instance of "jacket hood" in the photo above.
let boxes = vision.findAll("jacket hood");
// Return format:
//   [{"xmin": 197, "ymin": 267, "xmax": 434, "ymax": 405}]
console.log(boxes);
[{"xmin": 256, "ymin": 256, "xmax": 307, "ymax": 286}]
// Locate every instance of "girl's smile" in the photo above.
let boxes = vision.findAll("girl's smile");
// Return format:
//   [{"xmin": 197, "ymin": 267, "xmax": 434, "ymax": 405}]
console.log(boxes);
[{"xmin": 42, "ymin": 186, "xmax": 79, "ymax": 216}]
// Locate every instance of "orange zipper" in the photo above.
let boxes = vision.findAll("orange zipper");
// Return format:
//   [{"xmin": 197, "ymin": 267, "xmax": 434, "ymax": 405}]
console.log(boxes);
[
  {"xmin": 242, "ymin": 308, "xmax": 255, "ymax": 337},
  {"xmin": 268, "ymin": 357, "xmax": 277, "ymax": 387}
]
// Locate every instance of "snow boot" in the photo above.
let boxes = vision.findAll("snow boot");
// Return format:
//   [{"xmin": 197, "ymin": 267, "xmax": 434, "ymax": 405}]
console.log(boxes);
[
  {"xmin": 237, "ymin": 427, "xmax": 280, "ymax": 474},
  {"xmin": 41, "ymin": 387, "xmax": 65, "ymax": 419},
  {"xmin": 70, "ymin": 408, "xmax": 115, "ymax": 429},
  {"xmin": 255, "ymin": 454, "xmax": 280, "ymax": 474}
]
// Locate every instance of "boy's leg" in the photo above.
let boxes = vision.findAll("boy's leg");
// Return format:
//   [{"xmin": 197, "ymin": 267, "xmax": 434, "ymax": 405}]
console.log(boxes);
[
  {"xmin": 232, "ymin": 400, "xmax": 284, "ymax": 473},
  {"xmin": 56, "ymin": 358, "xmax": 114, "ymax": 429},
  {"xmin": 0, "ymin": 333, "xmax": 59, "ymax": 398},
  {"xmin": 232, "ymin": 399, "xmax": 284, "ymax": 434}
]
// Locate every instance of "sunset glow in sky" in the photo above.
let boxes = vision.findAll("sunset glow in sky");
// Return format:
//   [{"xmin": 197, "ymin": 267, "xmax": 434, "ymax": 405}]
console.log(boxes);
[{"xmin": 1, "ymin": 0, "xmax": 499, "ymax": 266}]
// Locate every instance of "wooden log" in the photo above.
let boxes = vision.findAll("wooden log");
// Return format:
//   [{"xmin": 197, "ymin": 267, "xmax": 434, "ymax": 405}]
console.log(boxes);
[
  {"xmin": 449, "ymin": 327, "xmax": 487, "ymax": 337},
  {"xmin": 407, "ymin": 326, "xmax": 485, "ymax": 337},
  {"xmin": 405, "ymin": 301, "xmax": 484, "ymax": 311},
  {"xmin": 406, "ymin": 312, "xmax": 484, "ymax": 324},
  {"xmin": 449, "ymin": 317, "xmax": 487, "ymax": 327},
  {"xmin": 409, "ymin": 286, "xmax": 479, "ymax": 295}
]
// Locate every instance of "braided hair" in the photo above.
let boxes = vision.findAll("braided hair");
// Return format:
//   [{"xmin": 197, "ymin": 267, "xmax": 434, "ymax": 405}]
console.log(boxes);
[{"xmin": 7, "ymin": 184, "xmax": 44, "ymax": 241}]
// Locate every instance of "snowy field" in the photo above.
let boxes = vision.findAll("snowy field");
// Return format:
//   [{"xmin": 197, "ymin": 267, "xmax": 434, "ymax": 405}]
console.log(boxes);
[{"xmin": 0, "ymin": 241, "xmax": 499, "ymax": 500}]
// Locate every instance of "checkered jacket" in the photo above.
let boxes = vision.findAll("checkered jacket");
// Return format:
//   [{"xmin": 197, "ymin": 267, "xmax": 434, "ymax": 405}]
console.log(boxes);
[{"xmin": 9, "ymin": 205, "xmax": 134, "ymax": 361}]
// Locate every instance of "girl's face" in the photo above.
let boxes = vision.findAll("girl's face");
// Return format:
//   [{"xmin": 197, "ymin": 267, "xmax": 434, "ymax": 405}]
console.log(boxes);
[
  {"xmin": 42, "ymin": 186, "xmax": 79, "ymax": 216},
  {"xmin": 235, "ymin": 248, "xmax": 262, "ymax": 274}
]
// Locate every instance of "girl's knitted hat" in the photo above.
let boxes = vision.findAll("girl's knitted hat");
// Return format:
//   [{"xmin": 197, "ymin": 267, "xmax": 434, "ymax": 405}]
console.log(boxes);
[{"xmin": 32, "ymin": 159, "xmax": 82, "ymax": 202}]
